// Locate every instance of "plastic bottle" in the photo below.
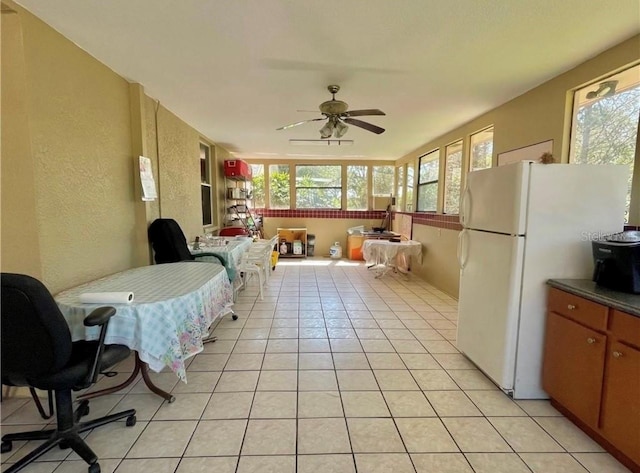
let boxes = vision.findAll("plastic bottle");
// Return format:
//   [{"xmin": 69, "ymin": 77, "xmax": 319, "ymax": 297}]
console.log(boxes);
[
  {"xmin": 329, "ymin": 241, "xmax": 342, "ymax": 259},
  {"xmin": 280, "ymin": 241, "xmax": 288, "ymax": 255}
]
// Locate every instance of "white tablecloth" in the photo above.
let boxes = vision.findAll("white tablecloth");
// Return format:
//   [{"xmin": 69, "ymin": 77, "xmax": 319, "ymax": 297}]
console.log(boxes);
[
  {"xmin": 362, "ymin": 239, "xmax": 423, "ymax": 272},
  {"xmin": 189, "ymin": 237, "xmax": 253, "ymax": 281},
  {"xmin": 55, "ymin": 263, "xmax": 233, "ymax": 382}
]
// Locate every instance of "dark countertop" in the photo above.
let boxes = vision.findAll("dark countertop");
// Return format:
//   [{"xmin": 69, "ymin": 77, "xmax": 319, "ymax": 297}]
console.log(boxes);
[{"xmin": 547, "ymin": 279, "xmax": 640, "ymax": 318}]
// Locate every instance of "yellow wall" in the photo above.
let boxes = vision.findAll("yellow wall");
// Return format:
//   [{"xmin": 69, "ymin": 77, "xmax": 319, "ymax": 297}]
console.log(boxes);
[
  {"xmin": 1, "ymin": 9, "xmax": 42, "ymax": 279},
  {"xmin": 398, "ymin": 35, "xmax": 640, "ymax": 298},
  {"xmin": 264, "ymin": 218, "xmax": 383, "ymax": 257},
  {"xmin": 0, "ymin": 4, "xmax": 228, "ymax": 292}
]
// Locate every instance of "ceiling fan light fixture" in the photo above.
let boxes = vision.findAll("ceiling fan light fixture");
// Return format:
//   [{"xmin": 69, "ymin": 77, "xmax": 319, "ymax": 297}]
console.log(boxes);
[
  {"xmin": 319, "ymin": 121, "xmax": 333, "ymax": 139},
  {"xmin": 334, "ymin": 120, "xmax": 349, "ymax": 138}
]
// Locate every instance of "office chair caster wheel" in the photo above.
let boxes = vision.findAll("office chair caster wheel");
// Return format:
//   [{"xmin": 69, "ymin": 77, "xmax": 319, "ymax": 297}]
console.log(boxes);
[
  {"xmin": 77, "ymin": 400, "xmax": 90, "ymax": 418},
  {"xmin": 126, "ymin": 415, "xmax": 137, "ymax": 427},
  {"xmin": 1, "ymin": 440, "xmax": 12, "ymax": 453},
  {"xmin": 88, "ymin": 462, "xmax": 101, "ymax": 473},
  {"xmin": 232, "ymin": 314, "xmax": 238, "ymax": 321}
]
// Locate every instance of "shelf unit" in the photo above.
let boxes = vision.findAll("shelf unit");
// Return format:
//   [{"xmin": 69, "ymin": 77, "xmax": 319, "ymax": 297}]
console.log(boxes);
[
  {"xmin": 224, "ymin": 176, "xmax": 263, "ymax": 237},
  {"xmin": 277, "ymin": 227, "xmax": 307, "ymax": 258}
]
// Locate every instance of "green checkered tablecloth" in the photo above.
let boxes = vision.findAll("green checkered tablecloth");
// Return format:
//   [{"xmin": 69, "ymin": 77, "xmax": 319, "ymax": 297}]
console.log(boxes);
[{"xmin": 55, "ymin": 262, "xmax": 232, "ymax": 382}]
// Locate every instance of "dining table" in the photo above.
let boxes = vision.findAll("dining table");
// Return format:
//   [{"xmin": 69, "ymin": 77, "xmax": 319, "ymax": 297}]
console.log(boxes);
[
  {"xmin": 188, "ymin": 236, "xmax": 253, "ymax": 282},
  {"xmin": 54, "ymin": 262, "xmax": 233, "ymax": 402}
]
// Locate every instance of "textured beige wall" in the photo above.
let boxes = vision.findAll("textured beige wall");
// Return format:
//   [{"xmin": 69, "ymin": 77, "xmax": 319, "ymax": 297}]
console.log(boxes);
[
  {"xmin": 5, "ymin": 7, "xmax": 138, "ymax": 293},
  {"xmin": 410, "ymin": 225, "xmax": 460, "ymax": 299},
  {"xmin": 263, "ymin": 218, "xmax": 383, "ymax": 256},
  {"xmin": 154, "ymin": 105, "xmax": 202, "ymax": 240},
  {"xmin": 1, "ymin": 9, "xmax": 43, "ymax": 279}
]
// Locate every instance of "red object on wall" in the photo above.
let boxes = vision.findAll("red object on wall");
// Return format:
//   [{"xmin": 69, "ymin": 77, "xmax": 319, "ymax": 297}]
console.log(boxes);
[{"xmin": 224, "ymin": 159, "xmax": 252, "ymax": 179}]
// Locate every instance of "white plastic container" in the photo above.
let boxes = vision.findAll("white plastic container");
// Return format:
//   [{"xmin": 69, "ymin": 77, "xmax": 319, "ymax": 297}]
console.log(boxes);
[{"xmin": 329, "ymin": 241, "xmax": 342, "ymax": 259}]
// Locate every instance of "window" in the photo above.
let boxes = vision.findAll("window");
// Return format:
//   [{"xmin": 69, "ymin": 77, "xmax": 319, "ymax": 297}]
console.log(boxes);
[
  {"xmin": 269, "ymin": 164, "xmax": 290, "ymax": 209},
  {"xmin": 396, "ymin": 165, "xmax": 405, "ymax": 211},
  {"xmin": 406, "ymin": 164, "xmax": 414, "ymax": 212},
  {"xmin": 372, "ymin": 165, "xmax": 394, "ymax": 196},
  {"xmin": 444, "ymin": 140, "xmax": 463, "ymax": 214},
  {"xmin": 251, "ymin": 164, "xmax": 265, "ymax": 208},
  {"xmin": 199, "ymin": 143, "xmax": 213, "ymax": 226},
  {"xmin": 417, "ymin": 150, "xmax": 439, "ymax": 211},
  {"xmin": 470, "ymin": 127, "xmax": 494, "ymax": 171},
  {"xmin": 347, "ymin": 165, "xmax": 368, "ymax": 210},
  {"xmin": 295, "ymin": 165, "xmax": 342, "ymax": 209},
  {"xmin": 570, "ymin": 65, "xmax": 639, "ymax": 221}
]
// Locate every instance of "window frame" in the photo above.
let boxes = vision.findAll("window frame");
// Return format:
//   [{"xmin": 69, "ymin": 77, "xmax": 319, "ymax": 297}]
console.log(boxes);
[
  {"xmin": 294, "ymin": 164, "xmax": 343, "ymax": 209},
  {"xmin": 469, "ymin": 126, "xmax": 494, "ymax": 172},
  {"xmin": 416, "ymin": 150, "xmax": 440, "ymax": 212},
  {"xmin": 199, "ymin": 142, "xmax": 214, "ymax": 227},
  {"xmin": 443, "ymin": 140, "xmax": 463, "ymax": 215}
]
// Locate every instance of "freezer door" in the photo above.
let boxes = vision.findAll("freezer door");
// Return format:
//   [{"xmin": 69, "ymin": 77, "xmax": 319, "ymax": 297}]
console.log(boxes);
[
  {"xmin": 461, "ymin": 161, "xmax": 530, "ymax": 235},
  {"xmin": 457, "ymin": 229, "xmax": 525, "ymax": 392}
]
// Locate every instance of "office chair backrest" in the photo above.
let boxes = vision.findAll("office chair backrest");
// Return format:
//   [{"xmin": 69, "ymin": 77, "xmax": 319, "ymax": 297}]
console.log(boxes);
[
  {"xmin": 1, "ymin": 273, "xmax": 73, "ymax": 384},
  {"xmin": 148, "ymin": 218, "xmax": 195, "ymax": 264}
]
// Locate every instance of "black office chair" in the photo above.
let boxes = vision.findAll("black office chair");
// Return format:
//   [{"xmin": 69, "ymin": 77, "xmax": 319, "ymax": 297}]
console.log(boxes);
[
  {"xmin": 1, "ymin": 273, "xmax": 137, "ymax": 473},
  {"xmin": 148, "ymin": 218, "xmax": 226, "ymax": 266},
  {"xmin": 148, "ymin": 219, "xmax": 239, "ymax": 321}
]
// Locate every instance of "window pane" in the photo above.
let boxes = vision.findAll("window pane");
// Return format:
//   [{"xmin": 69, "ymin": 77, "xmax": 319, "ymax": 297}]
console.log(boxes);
[
  {"xmin": 406, "ymin": 164, "xmax": 414, "ymax": 212},
  {"xmin": 417, "ymin": 183, "xmax": 437, "ymax": 212},
  {"xmin": 373, "ymin": 165, "xmax": 394, "ymax": 195},
  {"xmin": 396, "ymin": 165, "xmax": 404, "ymax": 210},
  {"xmin": 570, "ymin": 65, "xmax": 639, "ymax": 222},
  {"xmin": 269, "ymin": 164, "xmax": 290, "ymax": 209},
  {"xmin": 347, "ymin": 165, "xmax": 368, "ymax": 210},
  {"xmin": 295, "ymin": 165, "xmax": 342, "ymax": 209},
  {"xmin": 201, "ymin": 185, "xmax": 212, "ymax": 226},
  {"xmin": 295, "ymin": 165, "xmax": 341, "ymax": 187},
  {"xmin": 296, "ymin": 188, "xmax": 342, "ymax": 209},
  {"xmin": 470, "ymin": 127, "xmax": 494, "ymax": 171},
  {"xmin": 199, "ymin": 143, "xmax": 210, "ymax": 184},
  {"xmin": 251, "ymin": 164, "xmax": 265, "ymax": 208},
  {"xmin": 419, "ymin": 150, "xmax": 439, "ymax": 183},
  {"xmin": 444, "ymin": 141, "xmax": 463, "ymax": 214}
]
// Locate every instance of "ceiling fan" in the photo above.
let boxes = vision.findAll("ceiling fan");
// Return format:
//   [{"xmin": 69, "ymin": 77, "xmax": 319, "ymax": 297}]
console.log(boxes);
[{"xmin": 277, "ymin": 85, "xmax": 386, "ymax": 138}]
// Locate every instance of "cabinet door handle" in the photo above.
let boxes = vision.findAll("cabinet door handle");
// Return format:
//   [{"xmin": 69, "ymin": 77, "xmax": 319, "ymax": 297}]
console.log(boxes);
[
  {"xmin": 567, "ymin": 304, "xmax": 576, "ymax": 310},
  {"xmin": 612, "ymin": 351, "xmax": 623, "ymax": 358},
  {"xmin": 586, "ymin": 337, "xmax": 596, "ymax": 344}
]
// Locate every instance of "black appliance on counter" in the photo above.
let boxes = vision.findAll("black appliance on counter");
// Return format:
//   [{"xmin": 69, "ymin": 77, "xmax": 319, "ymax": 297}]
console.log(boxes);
[{"xmin": 592, "ymin": 231, "xmax": 640, "ymax": 294}]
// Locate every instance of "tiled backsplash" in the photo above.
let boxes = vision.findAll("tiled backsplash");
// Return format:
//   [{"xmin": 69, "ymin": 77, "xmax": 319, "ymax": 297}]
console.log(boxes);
[
  {"xmin": 255, "ymin": 209, "xmax": 387, "ymax": 219},
  {"xmin": 254, "ymin": 209, "xmax": 463, "ymax": 231}
]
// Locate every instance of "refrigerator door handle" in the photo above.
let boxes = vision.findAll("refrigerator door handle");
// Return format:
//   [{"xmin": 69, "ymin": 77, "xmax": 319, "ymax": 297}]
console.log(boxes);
[
  {"xmin": 457, "ymin": 229, "xmax": 469, "ymax": 270},
  {"xmin": 460, "ymin": 185, "xmax": 471, "ymax": 227}
]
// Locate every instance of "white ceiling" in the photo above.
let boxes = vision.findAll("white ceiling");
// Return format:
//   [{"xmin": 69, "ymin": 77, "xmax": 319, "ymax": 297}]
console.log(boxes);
[{"xmin": 14, "ymin": 0, "xmax": 640, "ymax": 161}]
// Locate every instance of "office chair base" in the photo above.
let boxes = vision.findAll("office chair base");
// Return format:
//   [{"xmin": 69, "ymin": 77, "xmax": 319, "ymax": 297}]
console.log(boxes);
[{"xmin": 1, "ymin": 408, "xmax": 136, "ymax": 473}]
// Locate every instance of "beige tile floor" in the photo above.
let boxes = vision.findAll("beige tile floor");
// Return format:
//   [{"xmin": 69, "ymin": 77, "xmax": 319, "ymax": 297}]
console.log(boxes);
[{"xmin": 1, "ymin": 259, "xmax": 633, "ymax": 473}]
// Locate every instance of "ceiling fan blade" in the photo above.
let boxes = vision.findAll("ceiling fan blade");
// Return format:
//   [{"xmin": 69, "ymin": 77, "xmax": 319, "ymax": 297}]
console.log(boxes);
[
  {"xmin": 344, "ymin": 109, "xmax": 386, "ymax": 117},
  {"xmin": 343, "ymin": 118, "xmax": 385, "ymax": 135},
  {"xmin": 276, "ymin": 118, "xmax": 325, "ymax": 131}
]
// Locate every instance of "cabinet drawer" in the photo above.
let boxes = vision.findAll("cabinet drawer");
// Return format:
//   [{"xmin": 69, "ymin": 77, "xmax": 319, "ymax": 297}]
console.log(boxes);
[
  {"xmin": 547, "ymin": 288, "xmax": 608, "ymax": 331},
  {"xmin": 609, "ymin": 310, "xmax": 640, "ymax": 348}
]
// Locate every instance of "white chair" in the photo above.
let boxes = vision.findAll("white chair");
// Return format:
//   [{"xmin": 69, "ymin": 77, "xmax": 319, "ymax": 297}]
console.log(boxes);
[{"xmin": 236, "ymin": 251, "xmax": 264, "ymax": 300}]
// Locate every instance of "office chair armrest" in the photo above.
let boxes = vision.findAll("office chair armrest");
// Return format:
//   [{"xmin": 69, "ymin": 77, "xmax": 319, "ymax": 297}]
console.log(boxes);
[
  {"xmin": 82, "ymin": 306, "xmax": 118, "ymax": 384},
  {"xmin": 83, "ymin": 306, "xmax": 117, "ymax": 327}
]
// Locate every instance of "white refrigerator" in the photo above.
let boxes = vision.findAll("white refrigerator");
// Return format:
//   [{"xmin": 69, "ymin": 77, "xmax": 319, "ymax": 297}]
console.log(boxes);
[{"xmin": 456, "ymin": 161, "xmax": 628, "ymax": 399}]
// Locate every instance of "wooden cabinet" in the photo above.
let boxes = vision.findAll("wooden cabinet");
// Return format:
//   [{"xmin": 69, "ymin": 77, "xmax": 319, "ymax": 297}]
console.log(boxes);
[
  {"xmin": 542, "ymin": 312, "xmax": 606, "ymax": 428},
  {"xmin": 601, "ymin": 340, "xmax": 640, "ymax": 466},
  {"xmin": 543, "ymin": 287, "xmax": 640, "ymax": 472},
  {"xmin": 277, "ymin": 228, "xmax": 307, "ymax": 258}
]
